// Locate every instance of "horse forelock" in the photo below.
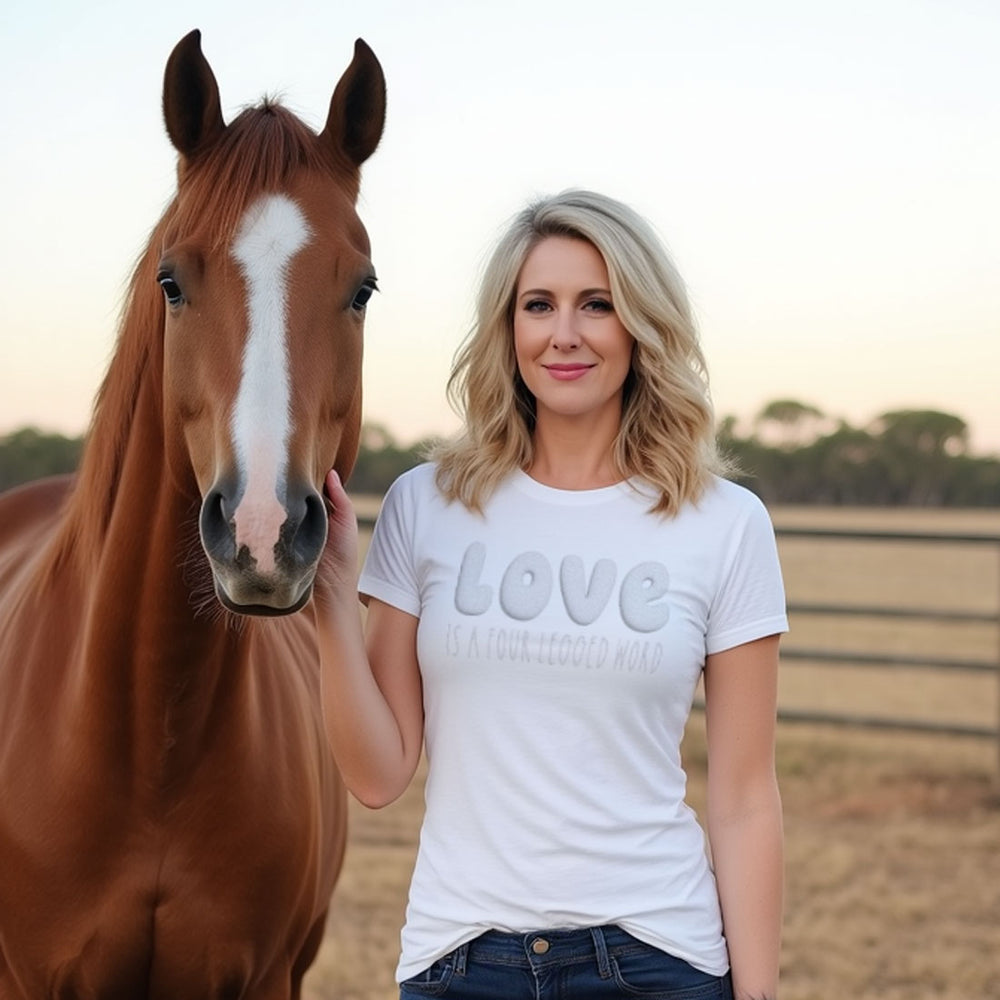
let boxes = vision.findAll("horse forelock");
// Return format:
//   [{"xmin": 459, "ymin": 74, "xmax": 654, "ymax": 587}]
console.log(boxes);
[{"xmin": 170, "ymin": 101, "xmax": 350, "ymax": 251}]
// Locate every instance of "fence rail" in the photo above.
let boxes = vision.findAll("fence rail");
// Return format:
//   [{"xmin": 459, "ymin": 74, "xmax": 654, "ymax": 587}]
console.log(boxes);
[{"xmin": 771, "ymin": 524, "xmax": 1000, "ymax": 775}]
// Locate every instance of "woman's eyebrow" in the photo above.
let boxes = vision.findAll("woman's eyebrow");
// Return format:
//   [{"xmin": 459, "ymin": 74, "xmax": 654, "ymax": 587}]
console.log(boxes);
[{"xmin": 516, "ymin": 286, "xmax": 612, "ymax": 300}]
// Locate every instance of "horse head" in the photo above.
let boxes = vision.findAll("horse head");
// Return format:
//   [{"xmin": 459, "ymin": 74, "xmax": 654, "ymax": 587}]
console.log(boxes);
[{"xmin": 157, "ymin": 31, "xmax": 385, "ymax": 615}]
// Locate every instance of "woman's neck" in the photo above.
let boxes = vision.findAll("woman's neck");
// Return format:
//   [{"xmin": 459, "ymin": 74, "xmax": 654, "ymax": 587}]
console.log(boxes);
[{"xmin": 526, "ymin": 413, "xmax": 623, "ymax": 490}]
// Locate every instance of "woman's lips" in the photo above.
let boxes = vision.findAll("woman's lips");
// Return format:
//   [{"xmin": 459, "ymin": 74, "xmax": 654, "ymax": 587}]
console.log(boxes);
[{"xmin": 544, "ymin": 363, "xmax": 595, "ymax": 381}]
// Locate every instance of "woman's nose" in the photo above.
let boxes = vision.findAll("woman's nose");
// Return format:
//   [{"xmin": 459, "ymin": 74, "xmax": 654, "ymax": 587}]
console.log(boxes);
[{"xmin": 550, "ymin": 309, "xmax": 581, "ymax": 350}]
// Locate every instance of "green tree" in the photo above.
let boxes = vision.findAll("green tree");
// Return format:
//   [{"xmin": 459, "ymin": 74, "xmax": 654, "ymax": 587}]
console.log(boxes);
[
  {"xmin": 872, "ymin": 409, "xmax": 968, "ymax": 457},
  {"xmin": 0, "ymin": 427, "xmax": 84, "ymax": 492},
  {"xmin": 347, "ymin": 423, "xmax": 432, "ymax": 495},
  {"xmin": 805, "ymin": 422, "xmax": 880, "ymax": 503},
  {"xmin": 754, "ymin": 399, "xmax": 827, "ymax": 450},
  {"xmin": 869, "ymin": 410, "xmax": 969, "ymax": 504}
]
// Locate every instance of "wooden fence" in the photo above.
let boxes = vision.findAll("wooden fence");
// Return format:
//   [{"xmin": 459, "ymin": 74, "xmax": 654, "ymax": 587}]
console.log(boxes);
[{"xmin": 772, "ymin": 525, "xmax": 1000, "ymax": 774}]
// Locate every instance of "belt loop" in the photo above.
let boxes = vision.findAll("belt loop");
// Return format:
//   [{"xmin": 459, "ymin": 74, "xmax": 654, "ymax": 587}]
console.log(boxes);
[
  {"xmin": 454, "ymin": 941, "xmax": 469, "ymax": 976},
  {"xmin": 590, "ymin": 926, "xmax": 612, "ymax": 979}
]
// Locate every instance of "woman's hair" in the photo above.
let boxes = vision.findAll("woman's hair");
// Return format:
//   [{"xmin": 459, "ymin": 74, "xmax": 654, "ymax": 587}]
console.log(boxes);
[{"xmin": 431, "ymin": 189, "xmax": 727, "ymax": 516}]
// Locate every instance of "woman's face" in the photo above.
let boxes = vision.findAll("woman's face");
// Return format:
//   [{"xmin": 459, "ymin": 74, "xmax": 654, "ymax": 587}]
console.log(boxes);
[{"xmin": 513, "ymin": 236, "xmax": 634, "ymax": 426}]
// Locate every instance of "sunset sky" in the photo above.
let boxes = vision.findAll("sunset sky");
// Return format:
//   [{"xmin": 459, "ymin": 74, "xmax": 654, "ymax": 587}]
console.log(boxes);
[{"xmin": 2, "ymin": 0, "xmax": 997, "ymax": 454}]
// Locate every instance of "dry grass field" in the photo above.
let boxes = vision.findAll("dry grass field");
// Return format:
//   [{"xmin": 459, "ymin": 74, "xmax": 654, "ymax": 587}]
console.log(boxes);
[{"xmin": 304, "ymin": 504, "xmax": 1000, "ymax": 1000}]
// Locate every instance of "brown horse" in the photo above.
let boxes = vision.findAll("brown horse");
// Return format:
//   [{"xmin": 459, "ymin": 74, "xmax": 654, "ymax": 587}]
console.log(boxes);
[{"xmin": 0, "ymin": 30, "xmax": 384, "ymax": 999}]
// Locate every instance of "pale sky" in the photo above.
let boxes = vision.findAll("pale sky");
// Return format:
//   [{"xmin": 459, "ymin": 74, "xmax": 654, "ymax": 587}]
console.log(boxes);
[{"xmin": 2, "ymin": 0, "xmax": 998, "ymax": 455}]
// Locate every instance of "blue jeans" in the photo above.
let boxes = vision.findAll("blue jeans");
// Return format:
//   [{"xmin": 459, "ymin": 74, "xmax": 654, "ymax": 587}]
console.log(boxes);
[{"xmin": 399, "ymin": 925, "xmax": 733, "ymax": 999}]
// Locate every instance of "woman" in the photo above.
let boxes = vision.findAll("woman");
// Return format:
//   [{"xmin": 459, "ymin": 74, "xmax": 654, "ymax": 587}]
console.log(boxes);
[{"xmin": 319, "ymin": 189, "xmax": 786, "ymax": 1000}]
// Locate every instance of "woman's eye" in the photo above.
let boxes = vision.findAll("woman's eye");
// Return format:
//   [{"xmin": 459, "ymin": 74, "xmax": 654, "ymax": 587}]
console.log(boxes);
[
  {"xmin": 157, "ymin": 273, "xmax": 184, "ymax": 307},
  {"xmin": 352, "ymin": 279, "xmax": 377, "ymax": 312},
  {"xmin": 524, "ymin": 299, "xmax": 551, "ymax": 313},
  {"xmin": 584, "ymin": 298, "xmax": 613, "ymax": 313}
]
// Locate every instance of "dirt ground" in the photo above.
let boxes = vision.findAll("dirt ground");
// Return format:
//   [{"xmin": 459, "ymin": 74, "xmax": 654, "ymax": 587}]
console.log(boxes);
[{"xmin": 771, "ymin": 728, "xmax": 999, "ymax": 1000}]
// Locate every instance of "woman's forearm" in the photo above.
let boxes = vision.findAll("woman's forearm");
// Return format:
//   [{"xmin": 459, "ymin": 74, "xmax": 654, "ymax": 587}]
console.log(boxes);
[
  {"xmin": 709, "ymin": 779, "xmax": 784, "ymax": 1000},
  {"xmin": 316, "ymin": 594, "xmax": 415, "ymax": 808}
]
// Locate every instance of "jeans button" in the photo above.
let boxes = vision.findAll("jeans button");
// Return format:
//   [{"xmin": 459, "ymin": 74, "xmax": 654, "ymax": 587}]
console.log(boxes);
[{"xmin": 531, "ymin": 938, "xmax": 550, "ymax": 955}]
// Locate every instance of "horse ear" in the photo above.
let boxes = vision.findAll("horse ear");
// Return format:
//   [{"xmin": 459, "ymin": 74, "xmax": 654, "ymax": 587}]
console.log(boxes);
[
  {"xmin": 320, "ymin": 39, "xmax": 386, "ymax": 170},
  {"xmin": 162, "ymin": 30, "xmax": 226, "ymax": 160}
]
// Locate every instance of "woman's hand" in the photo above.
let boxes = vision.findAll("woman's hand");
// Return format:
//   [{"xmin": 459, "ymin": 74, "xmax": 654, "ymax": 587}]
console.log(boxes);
[{"xmin": 318, "ymin": 469, "xmax": 360, "ymax": 597}]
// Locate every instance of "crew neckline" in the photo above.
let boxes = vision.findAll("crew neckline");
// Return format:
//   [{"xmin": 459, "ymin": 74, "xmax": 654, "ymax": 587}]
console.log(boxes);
[{"xmin": 510, "ymin": 469, "xmax": 651, "ymax": 505}]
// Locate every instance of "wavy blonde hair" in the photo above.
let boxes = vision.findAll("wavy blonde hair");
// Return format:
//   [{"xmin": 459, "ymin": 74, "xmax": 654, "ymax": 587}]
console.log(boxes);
[{"xmin": 432, "ymin": 189, "xmax": 726, "ymax": 516}]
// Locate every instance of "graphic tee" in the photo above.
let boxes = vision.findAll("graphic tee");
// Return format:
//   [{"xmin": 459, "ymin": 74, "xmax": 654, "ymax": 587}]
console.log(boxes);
[{"xmin": 358, "ymin": 464, "xmax": 788, "ymax": 982}]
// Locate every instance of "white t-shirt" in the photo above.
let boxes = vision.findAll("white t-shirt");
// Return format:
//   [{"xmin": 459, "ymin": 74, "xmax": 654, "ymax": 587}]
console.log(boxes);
[{"xmin": 358, "ymin": 464, "xmax": 788, "ymax": 982}]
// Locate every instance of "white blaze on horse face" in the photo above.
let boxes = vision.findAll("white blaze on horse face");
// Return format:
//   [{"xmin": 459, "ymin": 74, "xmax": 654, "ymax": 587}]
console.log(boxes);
[{"xmin": 231, "ymin": 194, "xmax": 311, "ymax": 575}]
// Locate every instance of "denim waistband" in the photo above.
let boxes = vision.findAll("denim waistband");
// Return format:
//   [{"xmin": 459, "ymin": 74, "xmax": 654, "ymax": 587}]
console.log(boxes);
[{"xmin": 458, "ymin": 925, "xmax": 652, "ymax": 976}]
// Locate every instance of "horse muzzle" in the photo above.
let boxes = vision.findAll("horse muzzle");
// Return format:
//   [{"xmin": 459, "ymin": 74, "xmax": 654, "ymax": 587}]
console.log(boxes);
[{"xmin": 199, "ymin": 481, "xmax": 328, "ymax": 616}]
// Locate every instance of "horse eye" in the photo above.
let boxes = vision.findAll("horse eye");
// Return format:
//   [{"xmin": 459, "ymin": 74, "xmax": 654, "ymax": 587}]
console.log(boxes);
[
  {"xmin": 157, "ymin": 273, "xmax": 184, "ymax": 307},
  {"xmin": 351, "ymin": 279, "xmax": 377, "ymax": 312}
]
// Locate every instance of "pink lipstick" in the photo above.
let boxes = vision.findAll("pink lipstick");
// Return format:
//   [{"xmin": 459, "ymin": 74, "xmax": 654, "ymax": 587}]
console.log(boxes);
[{"xmin": 544, "ymin": 363, "xmax": 594, "ymax": 381}]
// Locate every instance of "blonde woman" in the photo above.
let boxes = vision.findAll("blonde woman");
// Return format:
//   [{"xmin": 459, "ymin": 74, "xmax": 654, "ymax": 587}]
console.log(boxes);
[{"xmin": 319, "ymin": 190, "xmax": 786, "ymax": 1000}]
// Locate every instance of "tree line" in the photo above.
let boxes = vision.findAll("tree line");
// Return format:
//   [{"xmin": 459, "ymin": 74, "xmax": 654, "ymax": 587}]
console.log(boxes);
[
  {"xmin": 721, "ymin": 401, "xmax": 999, "ymax": 506},
  {"xmin": 2, "ymin": 401, "xmax": 998, "ymax": 506}
]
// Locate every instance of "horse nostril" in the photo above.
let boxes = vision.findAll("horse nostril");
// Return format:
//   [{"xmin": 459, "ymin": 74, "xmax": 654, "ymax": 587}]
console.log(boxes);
[
  {"xmin": 290, "ymin": 490, "xmax": 328, "ymax": 566},
  {"xmin": 200, "ymin": 490, "xmax": 235, "ymax": 562}
]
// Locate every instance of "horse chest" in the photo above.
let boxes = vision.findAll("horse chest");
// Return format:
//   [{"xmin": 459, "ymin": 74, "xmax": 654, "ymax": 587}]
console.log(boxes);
[
  {"xmin": 0, "ymin": 655, "xmax": 339, "ymax": 999},
  {"xmin": 0, "ymin": 755, "xmax": 337, "ymax": 1000}
]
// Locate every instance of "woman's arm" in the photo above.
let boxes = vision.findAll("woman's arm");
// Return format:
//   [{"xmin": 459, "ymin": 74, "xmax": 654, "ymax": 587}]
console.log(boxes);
[
  {"xmin": 703, "ymin": 634, "xmax": 783, "ymax": 1000},
  {"xmin": 314, "ymin": 470, "xmax": 425, "ymax": 809}
]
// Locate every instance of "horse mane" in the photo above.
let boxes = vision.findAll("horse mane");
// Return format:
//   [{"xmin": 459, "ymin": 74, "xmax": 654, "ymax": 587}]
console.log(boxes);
[{"xmin": 51, "ymin": 101, "xmax": 341, "ymax": 574}]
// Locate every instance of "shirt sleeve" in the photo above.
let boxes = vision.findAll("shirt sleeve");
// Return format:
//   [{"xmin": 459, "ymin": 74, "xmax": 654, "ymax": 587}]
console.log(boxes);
[
  {"xmin": 358, "ymin": 469, "xmax": 422, "ymax": 617},
  {"xmin": 705, "ymin": 491, "xmax": 788, "ymax": 655}
]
